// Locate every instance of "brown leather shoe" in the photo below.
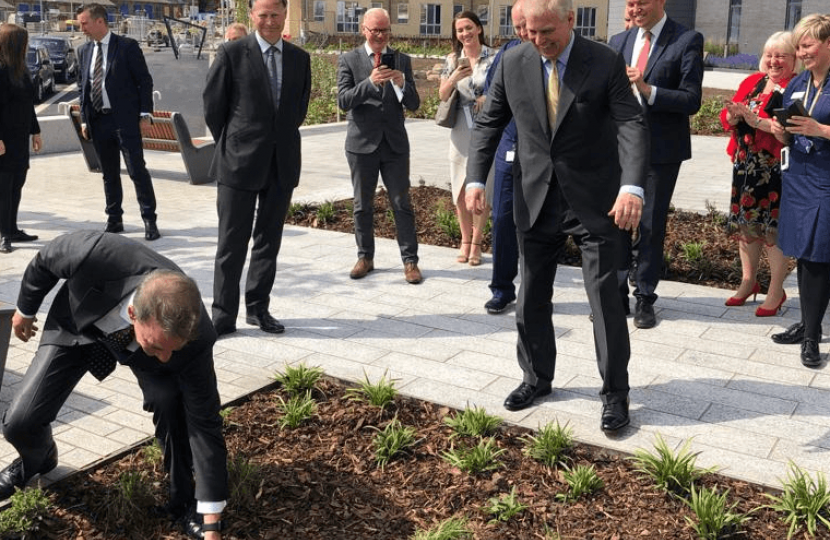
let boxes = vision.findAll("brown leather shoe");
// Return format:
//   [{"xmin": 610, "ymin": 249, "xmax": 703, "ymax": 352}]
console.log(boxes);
[
  {"xmin": 350, "ymin": 258, "xmax": 374, "ymax": 279},
  {"xmin": 404, "ymin": 262, "xmax": 422, "ymax": 284}
]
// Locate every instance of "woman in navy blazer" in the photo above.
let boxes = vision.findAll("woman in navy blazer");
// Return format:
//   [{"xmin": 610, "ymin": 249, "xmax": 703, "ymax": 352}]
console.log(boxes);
[
  {"xmin": 0, "ymin": 23, "xmax": 42, "ymax": 253},
  {"xmin": 771, "ymin": 14, "xmax": 830, "ymax": 368}
]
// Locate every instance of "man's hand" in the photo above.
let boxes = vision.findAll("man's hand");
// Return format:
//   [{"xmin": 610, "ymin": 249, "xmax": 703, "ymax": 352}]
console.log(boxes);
[
  {"xmin": 0, "ymin": 140, "xmax": 5, "ymax": 155},
  {"xmin": 465, "ymin": 186, "xmax": 486, "ymax": 215},
  {"xmin": 608, "ymin": 192, "xmax": 643, "ymax": 231},
  {"xmin": 625, "ymin": 67, "xmax": 651, "ymax": 99},
  {"xmin": 370, "ymin": 66, "xmax": 396, "ymax": 86},
  {"xmin": 12, "ymin": 313, "xmax": 38, "ymax": 342},
  {"xmin": 81, "ymin": 124, "xmax": 90, "ymax": 140},
  {"xmin": 32, "ymin": 134, "xmax": 43, "ymax": 153},
  {"xmin": 389, "ymin": 69, "xmax": 404, "ymax": 87}
]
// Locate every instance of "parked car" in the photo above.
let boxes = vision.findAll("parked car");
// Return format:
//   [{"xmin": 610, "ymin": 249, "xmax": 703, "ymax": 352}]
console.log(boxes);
[
  {"xmin": 27, "ymin": 45, "xmax": 55, "ymax": 103},
  {"xmin": 29, "ymin": 35, "xmax": 77, "ymax": 83},
  {"xmin": 146, "ymin": 28, "xmax": 170, "ymax": 47}
]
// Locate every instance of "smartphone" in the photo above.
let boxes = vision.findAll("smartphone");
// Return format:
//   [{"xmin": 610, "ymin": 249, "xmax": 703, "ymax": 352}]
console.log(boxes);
[
  {"xmin": 457, "ymin": 57, "xmax": 470, "ymax": 69},
  {"xmin": 380, "ymin": 52, "xmax": 395, "ymax": 70},
  {"xmin": 774, "ymin": 99, "xmax": 808, "ymax": 126}
]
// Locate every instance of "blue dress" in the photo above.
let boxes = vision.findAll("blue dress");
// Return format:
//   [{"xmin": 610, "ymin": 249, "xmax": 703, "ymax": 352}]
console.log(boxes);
[{"xmin": 778, "ymin": 70, "xmax": 830, "ymax": 263}]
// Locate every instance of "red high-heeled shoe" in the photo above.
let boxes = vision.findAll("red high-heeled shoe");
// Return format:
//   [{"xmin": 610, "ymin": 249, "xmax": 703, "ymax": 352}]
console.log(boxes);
[
  {"xmin": 755, "ymin": 291, "xmax": 787, "ymax": 317},
  {"xmin": 725, "ymin": 282, "xmax": 761, "ymax": 307}
]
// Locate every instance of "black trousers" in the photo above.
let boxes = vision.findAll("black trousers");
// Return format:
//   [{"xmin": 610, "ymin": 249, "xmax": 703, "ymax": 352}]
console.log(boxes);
[
  {"xmin": 212, "ymin": 163, "xmax": 294, "ymax": 328},
  {"xmin": 0, "ymin": 168, "xmax": 28, "ymax": 237},
  {"xmin": 89, "ymin": 113, "xmax": 157, "ymax": 223},
  {"xmin": 516, "ymin": 184, "xmax": 630, "ymax": 404},
  {"xmin": 346, "ymin": 137, "xmax": 418, "ymax": 263},
  {"xmin": 797, "ymin": 259, "xmax": 830, "ymax": 342}
]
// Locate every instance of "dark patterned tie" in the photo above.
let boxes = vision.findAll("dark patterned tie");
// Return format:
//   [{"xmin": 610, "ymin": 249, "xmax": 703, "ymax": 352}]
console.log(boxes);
[
  {"xmin": 266, "ymin": 45, "xmax": 281, "ymax": 109},
  {"xmin": 88, "ymin": 326, "xmax": 134, "ymax": 381},
  {"xmin": 92, "ymin": 41, "xmax": 104, "ymax": 112}
]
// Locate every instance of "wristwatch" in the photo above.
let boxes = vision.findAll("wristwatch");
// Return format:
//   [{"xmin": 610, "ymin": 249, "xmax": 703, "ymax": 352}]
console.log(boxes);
[{"xmin": 202, "ymin": 520, "xmax": 223, "ymax": 533}]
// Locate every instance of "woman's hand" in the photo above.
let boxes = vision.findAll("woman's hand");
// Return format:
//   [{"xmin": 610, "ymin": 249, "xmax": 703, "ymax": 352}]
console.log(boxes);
[
  {"xmin": 723, "ymin": 100, "xmax": 749, "ymax": 124},
  {"xmin": 785, "ymin": 115, "xmax": 830, "ymax": 139},
  {"xmin": 770, "ymin": 117, "xmax": 789, "ymax": 144},
  {"xmin": 32, "ymin": 134, "xmax": 42, "ymax": 153},
  {"xmin": 473, "ymin": 95, "xmax": 486, "ymax": 114}
]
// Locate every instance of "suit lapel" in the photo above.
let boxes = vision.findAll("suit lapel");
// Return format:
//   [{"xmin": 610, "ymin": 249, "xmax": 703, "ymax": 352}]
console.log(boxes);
[
  {"xmin": 553, "ymin": 35, "xmax": 589, "ymax": 140},
  {"xmin": 521, "ymin": 46, "xmax": 549, "ymax": 139},
  {"xmin": 105, "ymin": 34, "xmax": 118, "ymax": 82},
  {"xmin": 246, "ymin": 35, "xmax": 273, "ymax": 110},
  {"xmin": 645, "ymin": 18, "xmax": 675, "ymax": 79},
  {"xmin": 622, "ymin": 30, "xmax": 636, "ymax": 64}
]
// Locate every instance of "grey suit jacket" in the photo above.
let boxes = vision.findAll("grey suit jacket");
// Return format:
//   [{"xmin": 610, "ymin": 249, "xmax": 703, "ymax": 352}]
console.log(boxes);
[
  {"xmin": 337, "ymin": 46, "xmax": 420, "ymax": 154},
  {"xmin": 467, "ymin": 35, "xmax": 649, "ymax": 234},
  {"xmin": 204, "ymin": 34, "xmax": 311, "ymax": 190}
]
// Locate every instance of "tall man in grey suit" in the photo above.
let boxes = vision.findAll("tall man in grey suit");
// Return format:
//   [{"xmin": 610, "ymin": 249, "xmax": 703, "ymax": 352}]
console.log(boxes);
[
  {"xmin": 337, "ymin": 8, "xmax": 422, "ymax": 284},
  {"xmin": 466, "ymin": 0, "xmax": 649, "ymax": 431},
  {"xmin": 609, "ymin": 0, "xmax": 703, "ymax": 329},
  {"xmin": 204, "ymin": 0, "xmax": 311, "ymax": 337}
]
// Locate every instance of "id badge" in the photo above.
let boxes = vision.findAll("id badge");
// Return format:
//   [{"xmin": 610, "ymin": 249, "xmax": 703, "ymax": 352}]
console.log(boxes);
[
  {"xmin": 505, "ymin": 150, "xmax": 515, "ymax": 163},
  {"xmin": 781, "ymin": 146, "xmax": 790, "ymax": 171}
]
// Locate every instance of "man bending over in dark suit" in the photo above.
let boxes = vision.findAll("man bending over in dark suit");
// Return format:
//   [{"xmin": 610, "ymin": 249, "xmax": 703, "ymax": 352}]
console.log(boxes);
[
  {"xmin": 3, "ymin": 231, "xmax": 228, "ymax": 538},
  {"xmin": 204, "ymin": 0, "xmax": 311, "ymax": 337},
  {"xmin": 337, "ymin": 8, "xmax": 422, "ymax": 284},
  {"xmin": 466, "ymin": 0, "xmax": 649, "ymax": 432},
  {"xmin": 609, "ymin": 0, "xmax": 703, "ymax": 329},
  {"xmin": 77, "ymin": 3, "xmax": 160, "ymax": 241}
]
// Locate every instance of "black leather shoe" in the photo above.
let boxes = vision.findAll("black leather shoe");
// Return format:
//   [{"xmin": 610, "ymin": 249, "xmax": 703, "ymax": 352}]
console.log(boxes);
[
  {"xmin": 601, "ymin": 398, "xmax": 630, "ymax": 432},
  {"xmin": 0, "ymin": 443, "xmax": 58, "ymax": 500},
  {"xmin": 503, "ymin": 382, "xmax": 552, "ymax": 411},
  {"xmin": 246, "ymin": 310, "xmax": 285, "ymax": 334},
  {"xmin": 144, "ymin": 220, "xmax": 160, "ymax": 241},
  {"xmin": 801, "ymin": 338, "xmax": 822, "ymax": 368},
  {"xmin": 0, "ymin": 238, "xmax": 12, "ymax": 254},
  {"xmin": 484, "ymin": 296, "xmax": 514, "ymax": 315},
  {"xmin": 772, "ymin": 322, "xmax": 805, "ymax": 345},
  {"xmin": 633, "ymin": 300, "xmax": 656, "ymax": 329},
  {"xmin": 104, "ymin": 221, "xmax": 124, "ymax": 233},
  {"xmin": 9, "ymin": 230, "xmax": 37, "ymax": 242}
]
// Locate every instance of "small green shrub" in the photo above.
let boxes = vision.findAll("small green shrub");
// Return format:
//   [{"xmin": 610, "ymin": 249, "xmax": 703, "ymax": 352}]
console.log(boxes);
[
  {"xmin": 141, "ymin": 438, "xmax": 163, "ymax": 468},
  {"xmin": 0, "ymin": 487, "xmax": 50, "ymax": 535},
  {"xmin": 684, "ymin": 484, "xmax": 750, "ymax": 540},
  {"xmin": 107, "ymin": 471, "xmax": 154, "ymax": 524},
  {"xmin": 521, "ymin": 421, "xmax": 574, "ymax": 468},
  {"xmin": 228, "ymin": 455, "xmax": 262, "ymax": 508},
  {"xmin": 274, "ymin": 363, "xmax": 324, "ymax": 396},
  {"xmin": 485, "ymin": 486, "xmax": 528, "ymax": 523},
  {"xmin": 435, "ymin": 200, "xmax": 461, "ymax": 240},
  {"xmin": 345, "ymin": 370, "xmax": 398, "ymax": 409},
  {"xmin": 443, "ymin": 405, "xmax": 502, "ymax": 439},
  {"xmin": 556, "ymin": 464, "xmax": 604, "ymax": 503},
  {"xmin": 690, "ymin": 97, "xmax": 725, "ymax": 134},
  {"xmin": 316, "ymin": 201, "xmax": 336, "ymax": 224},
  {"xmin": 277, "ymin": 391, "xmax": 317, "ymax": 429},
  {"xmin": 441, "ymin": 438, "xmax": 505, "ymax": 474},
  {"xmin": 411, "ymin": 516, "xmax": 472, "ymax": 540},
  {"xmin": 681, "ymin": 241, "xmax": 706, "ymax": 262},
  {"xmin": 765, "ymin": 462, "xmax": 830, "ymax": 539},
  {"xmin": 630, "ymin": 435, "xmax": 715, "ymax": 495},
  {"xmin": 373, "ymin": 418, "xmax": 418, "ymax": 469}
]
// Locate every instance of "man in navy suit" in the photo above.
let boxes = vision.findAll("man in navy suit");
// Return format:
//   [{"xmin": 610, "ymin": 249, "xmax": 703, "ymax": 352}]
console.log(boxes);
[
  {"xmin": 204, "ymin": 0, "xmax": 311, "ymax": 337},
  {"xmin": 609, "ymin": 0, "xmax": 703, "ymax": 329},
  {"xmin": 77, "ymin": 3, "xmax": 160, "ymax": 241}
]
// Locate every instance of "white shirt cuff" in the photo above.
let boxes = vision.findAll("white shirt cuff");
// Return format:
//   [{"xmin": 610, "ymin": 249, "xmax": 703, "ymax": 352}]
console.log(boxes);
[
  {"xmin": 647, "ymin": 86, "xmax": 657, "ymax": 106},
  {"xmin": 15, "ymin": 309, "xmax": 34, "ymax": 319},
  {"xmin": 467, "ymin": 182, "xmax": 486, "ymax": 190},
  {"xmin": 620, "ymin": 185, "xmax": 645, "ymax": 201},
  {"xmin": 197, "ymin": 500, "xmax": 227, "ymax": 515}
]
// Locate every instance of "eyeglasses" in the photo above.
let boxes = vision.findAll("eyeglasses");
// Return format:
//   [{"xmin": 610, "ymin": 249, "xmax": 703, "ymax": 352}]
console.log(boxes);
[{"xmin": 364, "ymin": 27, "xmax": 391, "ymax": 35}]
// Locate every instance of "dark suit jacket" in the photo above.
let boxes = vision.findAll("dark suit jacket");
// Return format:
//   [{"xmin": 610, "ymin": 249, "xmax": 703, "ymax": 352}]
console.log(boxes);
[
  {"xmin": 77, "ymin": 33, "xmax": 154, "ymax": 137},
  {"xmin": 467, "ymin": 36, "xmax": 649, "ymax": 234},
  {"xmin": 0, "ymin": 66, "xmax": 40, "ymax": 172},
  {"xmin": 337, "ymin": 46, "xmax": 420, "ymax": 154},
  {"xmin": 204, "ymin": 35, "xmax": 311, "ymax": 190},
  {"xmin": 608, "ymin": 18, "xmax": 703, "ymax": 164},
  {"xmin": 16, "ymin": 231, "xmax": 228, "ymax": 503}
]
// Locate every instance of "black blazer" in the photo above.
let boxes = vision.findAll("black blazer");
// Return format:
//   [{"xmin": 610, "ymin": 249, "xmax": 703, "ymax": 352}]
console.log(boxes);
[
  {"xmin": 337, "ymin": 46, "xmax": 420, "ymax": 154},
  {"xmin": 467, "ymin": 35, "xmax": 649, "ymax": 234},
  {"xmin": 608, "ymin": 18, "xmax": 703, "ymax": 164},
  {"xmin": 204, "ymin": 35, "xmax": 312, "ymax": 190},
  {"xmin": 77, "ymin": 33, "xmax": 154, "ymax": 137},
  {"xmin": 16, "ymin": 231, "xmax": 228, "ymax": 502},
  {"xmin": 0, "ymin": 66, "xmax": 40, "ymax": 172}
]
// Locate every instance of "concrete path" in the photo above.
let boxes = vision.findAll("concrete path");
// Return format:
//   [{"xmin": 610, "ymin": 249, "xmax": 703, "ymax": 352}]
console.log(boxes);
[{"xmin": 0, "ymin": 118, "xmax": 827, "ymax": 500}]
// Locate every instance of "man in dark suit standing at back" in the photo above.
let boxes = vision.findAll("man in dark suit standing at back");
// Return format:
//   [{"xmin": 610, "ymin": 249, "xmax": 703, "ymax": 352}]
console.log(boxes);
[
  {"xmin": 2, "ymin": 231, "xmax": 228, "ymax": 538},
  {"xmin": 337, "ymin": 8, "xmax": 422, "ymax": 284},
  {"xmin": 609, "ymin": 0, "xmax": 703, "ymax": 329},
  {"xmin": 466, "ymin": 0, "xmax": 648, "ymax": 431},
  {"xmin": 204, "ymin": 0, "xmax": 311, "ymax": 337},
  {"xmin": 77, "ymin": 3, "xmax": 160, "ymax": 241}
]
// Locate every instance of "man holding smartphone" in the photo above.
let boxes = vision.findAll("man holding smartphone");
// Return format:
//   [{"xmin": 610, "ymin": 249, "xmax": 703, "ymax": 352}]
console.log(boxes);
[{"xmin": 337, "ymin": 8, "xmax": 422, "ymax": 284}]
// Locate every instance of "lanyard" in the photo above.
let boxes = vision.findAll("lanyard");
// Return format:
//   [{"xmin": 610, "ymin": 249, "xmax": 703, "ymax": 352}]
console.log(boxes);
[{"xmin": 803, "ymin": 70, "xmax": 829, "ymax": 116}]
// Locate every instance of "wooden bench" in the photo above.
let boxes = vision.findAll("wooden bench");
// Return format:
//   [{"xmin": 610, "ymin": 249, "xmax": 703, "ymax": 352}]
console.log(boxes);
[{"xmin": 65, "ymin": 104, "xmax": 215, "ymax": 185}]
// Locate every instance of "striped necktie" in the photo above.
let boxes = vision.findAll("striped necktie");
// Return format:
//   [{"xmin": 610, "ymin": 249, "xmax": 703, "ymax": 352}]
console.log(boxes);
[{"xmin": 92, "ymin": 41, "xmax": 104, "ymax": 112}]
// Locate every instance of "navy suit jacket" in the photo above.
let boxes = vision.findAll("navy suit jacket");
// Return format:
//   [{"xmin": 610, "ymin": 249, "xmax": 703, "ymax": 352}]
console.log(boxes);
[
  {"xmin": 608, "ymin": 17, "xmax": 703, "ymax": 164},
  {"xmin": 204, "ymin": 34, "xmax": 311, "ymax": 190},
  {"xmin": 77, "ymin": 33, "xmax": 154, "ymax": 137}
]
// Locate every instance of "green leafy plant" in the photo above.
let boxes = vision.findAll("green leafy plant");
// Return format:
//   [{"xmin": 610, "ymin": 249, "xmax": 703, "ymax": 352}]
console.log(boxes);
[
  {"xmin": 385, "ymin": 208, "xmax": 396, "ymax": 224},
  {"xmin": 441, "ymin": 438, "xmax": 506, "ymax": 474},
  {"xmin": 288, "ymin": 201, "xmax": 312, "ymax": 219},
  {"xmin": 277, "ymin": 391, "xmax": 317, "ymax": 429},
  {"xmin": 681, "ymin": 241, "xmax": 706, "ymax": 262},
  {"xmin": 345, "ymin": 370, "xmax": 398, "ymax": 409},
  {"xmin": 106, "ymin": 471, "xmax": 154, "ymax": 524},
  {"xmin": 305, "ymin": 55, "xmax": 340, "ymax": 125},
  {"xmin": 521, "ymin": 421, "xmax": 574, "ymax": 468},
  {"xmin": 690, "ymin": 96, "xmax": 725, "ymax": 134},
  {"xmin": 274, "ymin": 362, "xmax": 324, "ymax": 396},
  {"xmin": 411, "ymin": 516, "xmax": 472, "ymax": 539},
  {"xmin": 372, "ymin": 418, "xmax": 418, "ymax": 469},
  {"xmin": 485, "ymin": 486, "xmax": 529, "ymax": 523},
  {"xmin": 316, "ymin": 200, "xmax": 336, "ymax": 224},
  {"xmin": 684, "ymin": 484, "xmax": 751, "ymax": 540},
  {"xmin": 0, "ymin": 486, "xmax": 50, "ymax": 535},
  {"xmin": 556, "ymin": 464, "xmax": 604, "ymax": 503},
  {"xmin": 443, "ymin": 405, "xmax": 502, "ymax": 438},
  {"xmin": 434, "ymin": 200, "xmax": 461, "ymax": 240},
  {"xmin": 141, "ymin": 438, "xmax": 163, "ymax": 468},
  {"xmin": 227, "ymin": 455, "xmax": 262, "ymax": 508},
  {"xmin": 630, "ymin": 435, "xmax": 714, "ymax": 495},
  {"xmin": 765, "ymin": 462, "xmax": 830, "ymax": 539}
]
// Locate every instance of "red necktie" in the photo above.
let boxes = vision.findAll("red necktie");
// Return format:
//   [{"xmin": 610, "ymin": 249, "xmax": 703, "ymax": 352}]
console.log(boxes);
[
  {"xmin": 374, "ymin": 52, "xmax": 381, "ymax": 69},
  {"xmin": 636, "ymin": 31, "xmax": 651, "ymax": 74}
]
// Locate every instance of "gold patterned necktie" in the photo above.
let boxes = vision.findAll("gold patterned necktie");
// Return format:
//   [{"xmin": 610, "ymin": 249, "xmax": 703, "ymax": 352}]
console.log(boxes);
[{"xmin": 547, "ymin": 59, "xmax": 560, "ymax": 129}]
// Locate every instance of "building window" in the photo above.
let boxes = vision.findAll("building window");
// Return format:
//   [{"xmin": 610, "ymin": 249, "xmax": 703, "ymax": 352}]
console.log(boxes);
[
  {"xmin": 397, "ymin": 3, "xmax": 408, "ymax": 23},
  {"xmin": 420, "ymin": 3, "xmax": 441, "ymax": 35},
  {"xmin": 453, "ymin": 4, "xmax": 462, "ymax": 16},
  {"xmin": 313, "ymin": 0, "xmax": 325, "ymax": 21},
  {"xmin": 477, "ymin": 4, "xmax": 488, "ymax": 25},
  {"xmin": 371, "ymin": 2, "xmax": 382, "ymax": 8},
  {"xmin": 727, "ymin": 0, "xmax": 741, "ymax": 44},
  {"xmin": 498, "ymin": 5, "xmax": 512, "ymax": 36},
  {"xmin": 575, "ymin": 6, "xmax": 595, "ymax": 38},
  {"xmin": 336, "ymin": 1, "xmax": 360, "ymax": 33},
  {"xmin": 785, "ymin": 0, "xmax": 802, "ymax": 30}
]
